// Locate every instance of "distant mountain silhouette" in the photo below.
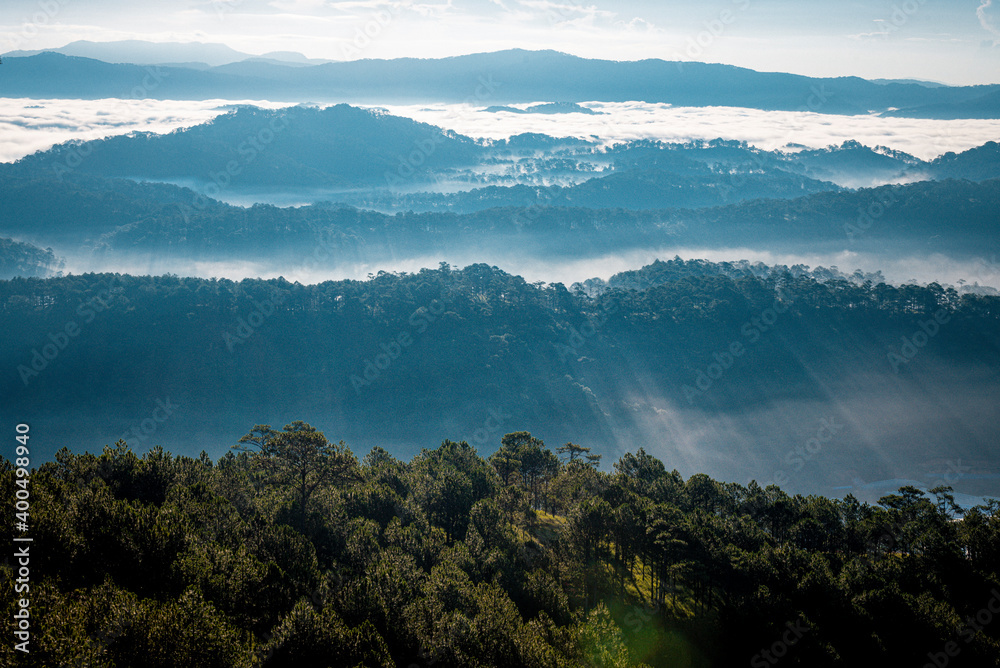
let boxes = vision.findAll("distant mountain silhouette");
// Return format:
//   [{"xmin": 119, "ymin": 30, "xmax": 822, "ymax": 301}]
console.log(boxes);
[
  {"xmin": 881, "ymin": 89, "xmax": 1000, "ymax": 119},
  {"xmin": 484, "ymin": 102, "xmax": 604, "ymax": 115},
  {"xmin": 2, "ymin": 39, "xmax": 326, "ymax": 67},
  {"xmin": 870, "ymin": 78, "xmax": 947, "ymax": 88},
  {"xmin": 2, "ymin": 49, "xmax": 998, "ymax": 118}
]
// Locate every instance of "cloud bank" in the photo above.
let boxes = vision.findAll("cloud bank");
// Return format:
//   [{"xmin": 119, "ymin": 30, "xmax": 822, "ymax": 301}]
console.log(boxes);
[
  {"xmin": 0, "ymin": 98, "xmax": 290, "ymax": 163},
  {"xmin": 2, "ymin": 98, "xmax": 999, "ymax": 164},
  {"xmin": 378, "ymin": 101, "xmax": 1000, "ymax": 161}
]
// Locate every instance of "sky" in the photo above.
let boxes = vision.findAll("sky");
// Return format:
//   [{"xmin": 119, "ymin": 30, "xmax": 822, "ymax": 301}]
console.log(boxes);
[{"xmin": 1, "ymin": 0, "xmax": 999, "ymax": 85}]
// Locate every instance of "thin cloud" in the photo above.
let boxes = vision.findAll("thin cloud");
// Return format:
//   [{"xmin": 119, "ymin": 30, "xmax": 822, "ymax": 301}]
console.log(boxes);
[
  {"xmin": 513, "ymin": 0, "xmax": 617, "ymax": 27},
  {"xmin": 616, "ymin": 17, "xmax": 658, "ymax": 32},
  {"xmin": 979, "ymin": 0, "xmax": 1000, "ymax": 42}
]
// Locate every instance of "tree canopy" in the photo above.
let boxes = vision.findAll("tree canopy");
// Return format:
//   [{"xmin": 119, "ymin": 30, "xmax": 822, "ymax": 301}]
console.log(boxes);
[{"xmin": 4, "ymin": 427, "xmax": 1000, "ymax": 666}]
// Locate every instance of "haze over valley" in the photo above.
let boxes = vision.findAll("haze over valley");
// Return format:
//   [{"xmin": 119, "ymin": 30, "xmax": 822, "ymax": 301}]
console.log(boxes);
[
  {"xmin": 2, "ymin": 48, "xmax": 999, "ymax": 508},
  {"xmin": 3, "ymin": 1, "xmax": 1000, "ymax": 662}
]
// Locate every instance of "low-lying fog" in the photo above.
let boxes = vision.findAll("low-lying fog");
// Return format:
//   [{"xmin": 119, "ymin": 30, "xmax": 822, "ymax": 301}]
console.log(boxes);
[
  {"xmin": 56, "ymin": 246, "xmax": 1000, "ymax": 293},
  {"xmin": 4, "ymin": 98, "xmax": 1000, "ymax": 164}
]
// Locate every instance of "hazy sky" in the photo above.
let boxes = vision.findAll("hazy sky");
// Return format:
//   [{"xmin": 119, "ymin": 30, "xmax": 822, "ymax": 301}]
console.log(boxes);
[{"xmin": 1, "ymin": 0, "xmax": 999, "ymax": 84}]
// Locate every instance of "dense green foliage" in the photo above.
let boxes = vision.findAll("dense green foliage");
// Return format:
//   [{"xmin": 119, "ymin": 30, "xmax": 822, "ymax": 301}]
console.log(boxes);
[{"xmin": 3, "ymin": 429, "xmax": 1000, "ymax": 666}]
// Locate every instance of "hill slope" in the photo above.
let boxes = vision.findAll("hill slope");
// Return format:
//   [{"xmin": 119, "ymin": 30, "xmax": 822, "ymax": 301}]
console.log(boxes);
[{"xmin": 3, "ymin": 263, "xmax": 999, "ymax": 502}]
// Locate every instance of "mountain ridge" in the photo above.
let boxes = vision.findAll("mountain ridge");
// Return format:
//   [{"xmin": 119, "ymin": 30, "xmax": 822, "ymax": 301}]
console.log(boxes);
[
  {"xmin": 2, "ymin": 49, "xmax": 998, "ymax": 118},
  {"xmin": 2, "ymin": 39, "xmax": 328, "ymax": 67}
]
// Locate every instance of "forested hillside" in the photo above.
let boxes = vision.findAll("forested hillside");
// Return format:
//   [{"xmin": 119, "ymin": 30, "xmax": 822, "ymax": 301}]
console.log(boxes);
[
  {"xmin": 3, "ymin": 163, "xmax": 999, "ymax": 264},
  {"xmin": 14, "ymin": 105, "xmax": 483, "ymax": 189},
  {"xmin": 3, "ymin": 430, "xmax": 999, "ymax": 666},
  {"xmin": 4, "ymin": 261, "xmax": 999, "ymax": 497},
  {"xmin": 0, "ymin": 237, "xmax": 62, "ymax": 279},
  {"xmin": 4, "ymin": 27, "xmax": 1000, "ymax": 668}
]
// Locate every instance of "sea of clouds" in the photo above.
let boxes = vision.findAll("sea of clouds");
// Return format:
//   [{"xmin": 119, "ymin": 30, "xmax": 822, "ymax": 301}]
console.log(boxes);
[
  {"xmin": 3, "ymin": 97, "xmax": 1000, "ymax": 163},
  {"xmin": 7, "ymin": 97, "xmax": 1000, "ymax": 290},
  {"xmin": 382, "ymin": 101, "xmax": 1000, "ymax": 161},
  {"xmin": 0, "ymin": 98, "xmax": 289, "ymax": 163}
]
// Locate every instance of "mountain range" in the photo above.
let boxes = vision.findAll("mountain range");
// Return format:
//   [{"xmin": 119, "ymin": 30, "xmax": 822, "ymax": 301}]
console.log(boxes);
[
  {"xmin": 12, "ymin": 104, "xmax": 1000, "ymax": 204},
  {"xmin": 1, "ymin": 44, "xmax": 999, "ymax": 506},
  {"xmin": 2, "ymin": 45, "xmax": 999, "ymax": 118},
  {"xmin": 3, "ymin": 39, "xmax": 330, "ymax": 67},
  {"xmin": 3, "ymin": 104, "xmax": 999, "ymax": 278}
]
